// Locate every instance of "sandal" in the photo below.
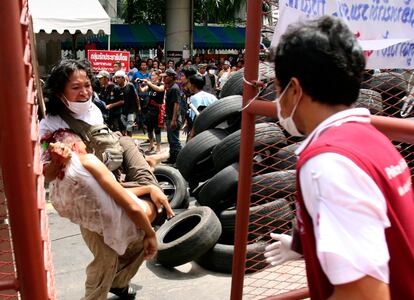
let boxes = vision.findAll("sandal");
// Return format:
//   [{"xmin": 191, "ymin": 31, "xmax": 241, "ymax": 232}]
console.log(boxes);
[{"xmin": 109, "ymin": 285, "xmax": 137, "ymax": 299}]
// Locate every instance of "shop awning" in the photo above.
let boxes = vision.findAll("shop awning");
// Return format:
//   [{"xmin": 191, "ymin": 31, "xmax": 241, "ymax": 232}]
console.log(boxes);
[
  {"xmin": 28, "ymin": 0, "xmax": 110, "ymax": 34},
  {"xmin": 68, "ymin": 24, "xmax": 247, "ymax": 50},
  {"xmin": 194, "ymin": 26, "xmax": 246, "ymax": 49}
]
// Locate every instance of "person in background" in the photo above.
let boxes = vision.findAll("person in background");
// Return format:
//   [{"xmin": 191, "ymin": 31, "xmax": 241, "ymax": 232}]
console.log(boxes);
[
  {"xmin": 217, "ymin": 60, "xmax": 231, "ymax": 92},
  {"xmin": 161, "ymin": 69, "xmax": 182, "ymax": 164},
  {"xmin": 152, "ymin": 60, "xmax": 159, "ymax": 72},
  {"xmin": 167, "ymin": 59, "xmax": 175, "ymax": 70},
  {"xmin": 97, "ymin": 70, "xmax": 124, "ymax": 132},
  {"xmin": 128, "ymin": 60, "xmax": 139, "ymax": 81},
  {"xmin": 264, "ymin": 16, "xmax": 414, "ymax": 300},
  {"xmin": 133, "ymin": 61, "xmax": 151, "ymax": 133},
  {"xmin": 159, "ymin": 62, "xmax": 166, "ymax": 74},
  {"xmin": 139, "ymin": 70, "xmax": 165, "ymax": 153},
  {"xmin": 186, "ymin": 74, "xmax": 217, "ymax": 140},
  {"xmin": 198, "ymin": 63, "xmax": 215, "ymax": 95},
  {"xmin": 114, "ymin": 70, "xmax": 141, "ymax": 137},
  {"xmin": 146, "ymin": 58, "xmax": 154, "ymax": 72},
  {"xmin": 113, "ymin": 61, "xmax": 122, "ymax": 73}
]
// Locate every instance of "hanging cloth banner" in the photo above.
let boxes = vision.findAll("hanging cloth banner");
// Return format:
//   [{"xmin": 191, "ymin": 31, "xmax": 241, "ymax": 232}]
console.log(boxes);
[{"xmin": 271, "ymin": 0, "xmax": 414, "ymax": 69}]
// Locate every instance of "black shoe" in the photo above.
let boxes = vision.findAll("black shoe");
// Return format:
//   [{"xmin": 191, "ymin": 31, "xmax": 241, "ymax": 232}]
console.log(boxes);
[{"xmin": 109, "ymin": 286, "xmax": 137, "ymax": 299}]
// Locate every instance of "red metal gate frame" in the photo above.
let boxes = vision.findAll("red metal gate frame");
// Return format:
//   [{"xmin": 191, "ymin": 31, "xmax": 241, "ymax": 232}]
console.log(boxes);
[
  {"xmin": 230, "ymin": 1, "xmax": 414, "ymax": 299},
  {"xmin": 0, "ymin": 1, "xmax": 49, "ymax": 299}
]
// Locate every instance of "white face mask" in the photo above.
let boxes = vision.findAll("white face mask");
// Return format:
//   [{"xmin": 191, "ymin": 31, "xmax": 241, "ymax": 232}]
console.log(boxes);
[
  {"xmin": 62, "ymin": 95, "xmax": 92, "ymax": 115},
  {"xmin": 274, "ymin": 80, "xmax": 304, "ymax": 137},
  {"xmin": 208, "ymin": 69, "xmax": 216, "ymax": 75}
]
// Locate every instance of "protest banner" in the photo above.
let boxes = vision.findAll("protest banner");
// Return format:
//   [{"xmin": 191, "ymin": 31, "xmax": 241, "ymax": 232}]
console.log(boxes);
[
  {"xmin": 271, "ymin": 0, "xmax": 414, "ymax": 69},
  {"xmin": 87, "ymin": 50, "xmax": 130, "ymax": 73}
]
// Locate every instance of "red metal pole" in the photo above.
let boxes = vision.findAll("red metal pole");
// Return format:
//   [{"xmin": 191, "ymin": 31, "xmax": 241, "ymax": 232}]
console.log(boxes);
[
  {"xmin": 0, "ymin": 1, "xmax": 48, "ymax": 299},
  {"xmin": 230, "ymin": 1, "xmax": 262, "ymax": 299}
]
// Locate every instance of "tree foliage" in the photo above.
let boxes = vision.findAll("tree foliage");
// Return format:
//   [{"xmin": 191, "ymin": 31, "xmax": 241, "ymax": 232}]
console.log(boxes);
[
  {"xmin": 122, "ymin": 0, "xmax": 166, "ymax": 24},
  {"xmin": 122, "ymin": 0, "xmax": 246, "ymax": 25}
]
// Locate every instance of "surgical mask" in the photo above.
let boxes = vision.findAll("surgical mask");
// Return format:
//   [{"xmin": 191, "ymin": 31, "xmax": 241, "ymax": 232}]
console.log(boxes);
[
  {"xmin": 274, "ymin": 80, "xmax": 304, "ymax": 137},
  {"xmin": 208, "ymin": 69, "xmax": 216, "ymax": 75},
  {"xmin": 62, "ymin": 95, "xmax": 92, "ymax": 115}
]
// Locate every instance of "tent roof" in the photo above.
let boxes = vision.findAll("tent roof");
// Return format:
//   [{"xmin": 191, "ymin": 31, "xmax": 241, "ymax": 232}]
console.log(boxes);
[{"xmin": 28, "ymin": 0, "xmax": 110, "ymax": 34}]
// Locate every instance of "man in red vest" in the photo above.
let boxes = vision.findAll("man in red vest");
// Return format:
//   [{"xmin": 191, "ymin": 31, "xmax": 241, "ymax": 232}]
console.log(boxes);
[{"xmin": 264, "ymin": 16, "xmax": 414, "ymax": 299}]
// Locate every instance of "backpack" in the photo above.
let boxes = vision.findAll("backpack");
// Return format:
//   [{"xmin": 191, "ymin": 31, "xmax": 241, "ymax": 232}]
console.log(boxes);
[{"xmin": 59, "ymin": 112, "xmax": 124, "ymax": 171}]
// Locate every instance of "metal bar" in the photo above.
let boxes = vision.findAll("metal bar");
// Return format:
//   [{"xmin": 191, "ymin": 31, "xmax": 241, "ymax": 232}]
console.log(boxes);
[
  {"xmin": 371, "ymin": 115, "xmax": 414, "ymax": 144},
  {"xmin": 230, "ymin": 1, "xmax": 262, "ymax": 299},
  {"xmin": 0, "ymin": 279, "xmax": 19, "ymax": 292},
  {"xmin": 246, "ymin": 101, "xmax": 414, "ymax": 145},
  {"xmin": 261, "ymin": 288, "xmax": 310, "ymax": 300},
  {"xmin": 0, "ymin": 1, "xmax": 48, "ymax": 299}
]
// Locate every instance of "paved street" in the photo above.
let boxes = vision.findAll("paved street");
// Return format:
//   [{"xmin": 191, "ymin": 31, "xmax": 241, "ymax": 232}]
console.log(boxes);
[{"xmin": 48, "ymin": 206, "xmax": 232, "ymax": 300}]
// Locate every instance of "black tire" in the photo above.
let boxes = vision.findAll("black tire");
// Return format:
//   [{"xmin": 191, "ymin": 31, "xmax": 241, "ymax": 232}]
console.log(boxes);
[
  {"xmin": 212, "ymin": 122, "xmax": 286, "ymax": 172},
  {"xmin": 195, "ymin": 242, "xmax": 269, "ymax": 274},
  {"xmin": 273, "ymin": 144, "xmax": 299, "ymax": 170},
  {"xmin": 197, "ymin": 163, "xmax": 239, "ymax": 211},
  {"xmin": 193, "ymin": 95, "xmax": 243, "ymax": 135},
  {"xmin": 251, "ymin": 170, "xmax": 296, "ymax": 204},
  {"xmin": 156, "ymin": 206, "xmax": 222, "ymax": 267},
  {"xmin": 353, "ymin": 89, "xmax": 383, "ymax": 115},
  {"xmin": 365, "ymin": 72, "xmax": 407, "ymax": 117},
  {"xmin": 176, "ymin": 129, "xmax": 228, "ymax": 182},
  {"xmin": 219, "ymin": 199, "xmax": 294, "ymax": 242},
  {"xmin": 219, "ymin": 62, "xmax": 276, "ymax": 99},
  {"xmin": 154, "ymin": 165, "xmax": 189, "ymax": 209}
]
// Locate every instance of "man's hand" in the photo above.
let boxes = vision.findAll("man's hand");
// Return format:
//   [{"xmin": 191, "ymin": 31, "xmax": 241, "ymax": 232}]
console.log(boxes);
[
  {"xmin": 170, "ymin": 119, "xmax": 177, "ymax": 130},
  {"xmin": 143, "ymin": 233, "xmax": 157, "ymax": 260},
  {"xmin": 149, "ymin": 185, "xmax": 175, "ymax": 219},
  {"xmin": 264, "ymin": 233, "xmax": 302, "ymax": 266},
  {"xmin": 106, "ymin": 103, "xmax": 112, "ymax": 110}
]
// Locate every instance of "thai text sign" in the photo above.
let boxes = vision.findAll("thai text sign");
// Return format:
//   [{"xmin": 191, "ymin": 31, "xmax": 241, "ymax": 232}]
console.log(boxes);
[
  {"xmin": 87, "ymin": 50, "xmax": 130, "ymax": 73},
  {"xmin": 272, "ymin": 0, "xmax": 414, "ymax": 69}
]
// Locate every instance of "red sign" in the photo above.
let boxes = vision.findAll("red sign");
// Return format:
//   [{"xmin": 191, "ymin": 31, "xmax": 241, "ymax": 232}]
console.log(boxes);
[{"xmin": 87, "ymin": 50, "xmax": 130, "ymax": 73}]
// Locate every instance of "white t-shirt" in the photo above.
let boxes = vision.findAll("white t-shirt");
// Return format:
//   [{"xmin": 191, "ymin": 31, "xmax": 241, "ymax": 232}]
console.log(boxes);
[
  {"xmin": 39, "ymin": 102, "xmax": 104, "ymax": 139},
  {"xmin": 50, "ymin": 153, "xmax": 145, "ymax": 255},
  {"xmin": 296, "ymin": 108, "xmax": 391, "ymax": 285}
]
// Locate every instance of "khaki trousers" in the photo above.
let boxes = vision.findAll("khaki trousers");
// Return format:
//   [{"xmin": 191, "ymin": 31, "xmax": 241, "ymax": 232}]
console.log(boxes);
[{"xmin": 80, "ymin": 226, "xmax": 145, "ymax": 300}]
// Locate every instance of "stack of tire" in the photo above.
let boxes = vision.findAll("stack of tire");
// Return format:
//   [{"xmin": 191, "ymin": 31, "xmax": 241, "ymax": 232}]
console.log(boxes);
[
  {"xmin": 171, "ymin": 94, "xmax": 296, "ymax": 274},
  {"xmin": 154, "ymin": 66, "xmax": 387, "ymax": 273}
]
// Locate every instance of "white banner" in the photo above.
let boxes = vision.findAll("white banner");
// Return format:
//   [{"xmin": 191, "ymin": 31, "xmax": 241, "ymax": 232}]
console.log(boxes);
[{"xmin": 271, "ymin": 0, "xmax": 414, "ymax": 69}]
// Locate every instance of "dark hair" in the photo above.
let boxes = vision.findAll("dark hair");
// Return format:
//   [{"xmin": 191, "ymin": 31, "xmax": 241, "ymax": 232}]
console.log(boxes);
[
  {"xmin": 183, "ymin": 65, "xmax": 197, "ymax": 78},
  {"xmin": 274, "ymin": 16, "xmax": 365, "ymax": 106},
  {"xmin": 188, "ymin": 74, "xmax": 205, "ymax": 90},
  {"xmin": 44, "ymin": 59, "xmax": 94, "ymax": 116},
  {"xmin": 175, "ymin": 61, "xmax": 183, "ymax": 70},
  {"xmin": 113, "ymin": 61, "xmax": 121, "ymax": 67}
]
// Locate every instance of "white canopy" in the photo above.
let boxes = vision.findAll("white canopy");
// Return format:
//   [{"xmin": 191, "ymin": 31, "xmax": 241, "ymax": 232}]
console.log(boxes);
[{"xmin": 29, "ymin": 0, "xmax": 110, "ymax": 35}]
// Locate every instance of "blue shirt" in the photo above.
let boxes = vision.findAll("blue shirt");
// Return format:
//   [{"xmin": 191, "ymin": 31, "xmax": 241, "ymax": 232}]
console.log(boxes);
[{"xmin": 188, "ymin": 91, "xmax": 218, "ymax": 120}]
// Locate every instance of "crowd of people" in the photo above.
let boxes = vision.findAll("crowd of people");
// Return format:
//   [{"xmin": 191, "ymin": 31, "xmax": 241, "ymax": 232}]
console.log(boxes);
[{"xmin": 92, "ymin": 53, "xmax": 239, "ymax": 163}]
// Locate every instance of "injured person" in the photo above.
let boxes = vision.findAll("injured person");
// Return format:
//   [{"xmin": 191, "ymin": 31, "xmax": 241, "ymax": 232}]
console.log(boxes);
[{"xmin": 44, "ymin": 129, "xmax": 174, "ymax": 300}]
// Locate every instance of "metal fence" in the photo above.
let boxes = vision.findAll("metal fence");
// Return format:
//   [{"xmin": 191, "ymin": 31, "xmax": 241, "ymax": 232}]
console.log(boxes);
[
  {"xmin": 230, "ymin": 1, "xmax": 414, "ymax": 299},
  {"xmin": 0, "ymin": 1, "xmax": 55, "ymax": 299}
]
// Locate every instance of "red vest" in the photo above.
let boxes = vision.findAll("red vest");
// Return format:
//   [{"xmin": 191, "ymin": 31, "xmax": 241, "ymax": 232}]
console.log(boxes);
[{"xmin": 294, "ymin": 121, "xmax": 414, "ymax": 300}]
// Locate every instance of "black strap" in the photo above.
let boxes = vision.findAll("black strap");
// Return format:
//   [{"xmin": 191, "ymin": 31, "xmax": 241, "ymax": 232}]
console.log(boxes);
[{"xmin": 59, "ymin": 110, "xmax": 92, "ymax": 142}]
